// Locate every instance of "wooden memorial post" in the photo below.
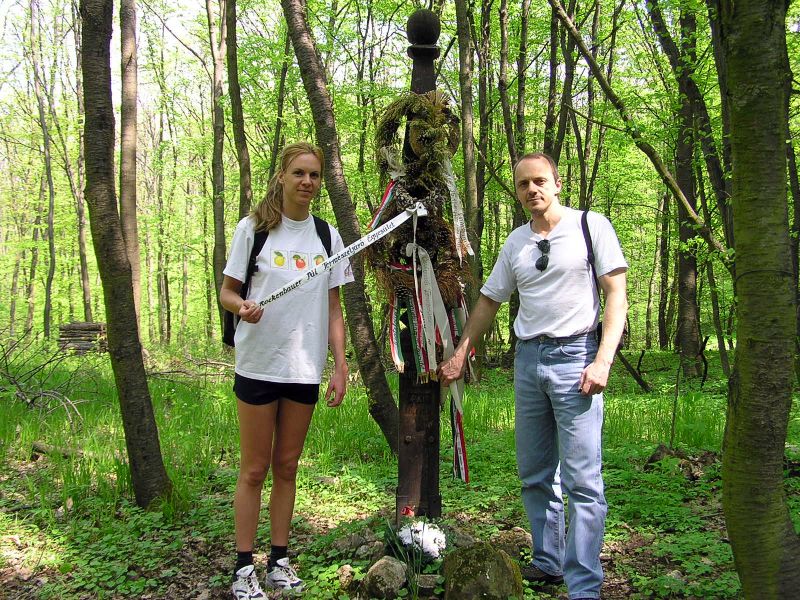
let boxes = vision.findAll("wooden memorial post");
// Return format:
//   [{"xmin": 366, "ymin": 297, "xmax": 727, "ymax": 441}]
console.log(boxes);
[{"xmin": 396, "ymin": 8, "xmax": 444, "ymax": 522}]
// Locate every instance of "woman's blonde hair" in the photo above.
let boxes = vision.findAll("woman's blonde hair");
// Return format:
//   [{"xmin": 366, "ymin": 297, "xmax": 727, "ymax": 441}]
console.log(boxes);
[{"xmin": 251, "ymin": 142, "xmax": 325, "ymax": 232}]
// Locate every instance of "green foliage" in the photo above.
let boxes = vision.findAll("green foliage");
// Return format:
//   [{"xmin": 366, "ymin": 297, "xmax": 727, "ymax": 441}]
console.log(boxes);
[{"xmin": 3, "ymin": 346, "xmax": 784, "ymax": 598}]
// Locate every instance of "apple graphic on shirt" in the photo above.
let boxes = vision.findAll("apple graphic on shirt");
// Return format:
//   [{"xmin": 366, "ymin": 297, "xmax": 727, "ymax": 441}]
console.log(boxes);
[
  {"xmin": 314, "ymin": 254, "xmax": 324, "ymax": 266},
  {"xmin": 274, "ymin": 251, "xmax": 285, "ymax": 267},
  {"xmin": 293, "ymin": 255, "xmax": 306, "ymax": 269}
]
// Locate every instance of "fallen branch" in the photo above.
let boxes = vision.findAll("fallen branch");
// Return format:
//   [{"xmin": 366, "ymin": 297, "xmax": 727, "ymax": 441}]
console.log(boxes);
[{"xmin": 31, "ymin": 441, "xmax": 84, "ymax": 459}]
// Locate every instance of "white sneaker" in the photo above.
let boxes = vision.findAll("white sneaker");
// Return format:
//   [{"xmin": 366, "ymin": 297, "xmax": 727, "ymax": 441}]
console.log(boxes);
[
  {"xmin": 265, "ymin": 557, "xmax": 304, "ymax": 591},
  {"xmin": 232, "ymin": 565, "xmax": 267, "ymax": 600}
]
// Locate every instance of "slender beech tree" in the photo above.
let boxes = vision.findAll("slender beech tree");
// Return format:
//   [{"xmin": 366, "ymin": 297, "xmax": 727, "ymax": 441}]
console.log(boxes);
[
  {"xmin": 120, "ymin": 0, "xmax": 140, "ymax": 324},
  {"xmin": 454, "ymin": 0, "xmax": 482, "ymax": 314},
  {"xmin": 280, "ymin": 0, "xmax": 398, "ymax": 453},
  {"xmin": 206, "ymin": 0, "xmax": 227, "ymax": 331},
  {"xmin": 504, "ymin": 0, "xmax": 530, "ymax": 355},
  {"xmin": 29, "ymin": 0, "xmax": 56, "ymax": 338},
  {"xmin": 268, "ymin": 31, "xmax": 291, "ymax": 180},
  {"xmin": 698, "ymin": 166, "xmax": 730, "ymax": 376},
  {"xmin": 675, "ymin": 10, "xmax": 702, "ymax": 377},
  {"xmin": 226, "ymin": 0, "xmax": 252, "ymax": 219},
  {"xmin": 72, "ymin": 0, "xmax": 93, "ymax": 322},
  {"xmin": 80, "ymin": 0, "xmax": 172, "ymax": 508},
  {"xmin": 498, "ymin": 0, "xmax": 517, "ymax": 170},
  {"xmin": 43, "ymin": 4, "xmax": 93, "ymax": 323},
  {"xmin": 658, "ymin": 191, "xmax": 671, "ymax": 348}
]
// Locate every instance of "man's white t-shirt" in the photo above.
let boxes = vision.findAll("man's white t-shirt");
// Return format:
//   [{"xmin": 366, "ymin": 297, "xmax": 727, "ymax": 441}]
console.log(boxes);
[
  {"xmin": 481, "ymin": 207, "xmax": 627, "ymax": 340},
  {"xmin": 223, "ymin": 214, "xmax": 354, "ymax": 384}
]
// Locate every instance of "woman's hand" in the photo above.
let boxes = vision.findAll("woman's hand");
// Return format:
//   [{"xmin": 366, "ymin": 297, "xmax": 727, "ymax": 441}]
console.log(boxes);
[
  {"xmin": 238, "ymin": 299, "xmax": 263, "ymax": 323},
  {"xmin": 325, "ymin": 363, "xmax": 348, "ymax": 407}
]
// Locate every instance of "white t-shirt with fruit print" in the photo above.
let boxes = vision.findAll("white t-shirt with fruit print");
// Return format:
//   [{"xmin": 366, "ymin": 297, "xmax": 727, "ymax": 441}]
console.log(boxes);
[{"xmin": 223, "ymin": 214, "xmax": 354, "ymax": 383}]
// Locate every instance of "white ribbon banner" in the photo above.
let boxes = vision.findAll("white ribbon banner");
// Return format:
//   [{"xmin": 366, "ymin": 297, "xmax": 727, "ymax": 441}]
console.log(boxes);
[{"xmin": 257, "ymin": 203, "xmax": 428, "ymax": 308}]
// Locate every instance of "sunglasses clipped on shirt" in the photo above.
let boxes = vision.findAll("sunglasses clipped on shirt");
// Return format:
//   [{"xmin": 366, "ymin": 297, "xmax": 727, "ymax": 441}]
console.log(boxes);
[{"xmin": 535, "ymin": 239, "xmax": 550, "ymax": 271}]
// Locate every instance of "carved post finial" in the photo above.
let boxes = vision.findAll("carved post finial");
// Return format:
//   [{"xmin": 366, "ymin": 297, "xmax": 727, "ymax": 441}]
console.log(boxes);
[{"xmin": 407, "ymin": 9, "xmax": 440, "ymax": 94}]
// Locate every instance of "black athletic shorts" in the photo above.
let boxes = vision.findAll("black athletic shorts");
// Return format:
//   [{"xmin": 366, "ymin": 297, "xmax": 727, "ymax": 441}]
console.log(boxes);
[{"xmin": 233, "ymin": 374, "xmax": 319, "ymax": 406}]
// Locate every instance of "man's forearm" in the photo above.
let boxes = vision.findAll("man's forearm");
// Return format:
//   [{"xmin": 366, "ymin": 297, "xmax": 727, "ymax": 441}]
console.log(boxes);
[
  {"xmin": 596, "ymin": 280, "xmax": 628, "ymax": 365},
  {"xmin": 453, "ymin": 294, "xmax": 502, "ymax": 358}
]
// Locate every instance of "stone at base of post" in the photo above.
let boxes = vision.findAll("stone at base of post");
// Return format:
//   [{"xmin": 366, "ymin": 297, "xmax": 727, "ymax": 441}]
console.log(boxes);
[{"xmin": 396, "ymin": 320, "xmax": 442, "ymax": 524}]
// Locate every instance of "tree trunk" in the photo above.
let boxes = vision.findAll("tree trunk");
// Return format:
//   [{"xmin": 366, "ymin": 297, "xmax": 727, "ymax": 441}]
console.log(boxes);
[
  {"xmin": 281, "ymin": 0, "xmax": 398, "ymax": 454},
  {"xmin": 543, "ymin": 5, "xmax": 558, "ymax": 156},
  {"xmin": 26, "ymin": 180, "xmax": 43, "ymax": 332},
  {"xmin": 552, "ymin": 0, "xmax": 576, "ymax": 165},
  {"xmin": 569, "ymin": 2, "xmax": 599, "ymax": 211},
  {"xmin": 697, "ymin": 161, "xmax": 730, "ymax": 375},
  {"xmin": 202, "ymin": 164, "xmax": 215, "ymax": 340},
  {"xmin": 226, "ymin": 0, "xmax": 252, "ymax": 219},
  {"xmin": 454, "ymin": 0, "xmax": 482, "ymax": 287},
  {"xmin": 206, "ymin": 0, "xmax": 227, "ymax": 332},
  {"xmin": 720, "ymin": 1, "xmax": 800, "ymax": 595},
  {"xmin": 674, "ymin": 11, "xmax": 702, "ymax": 378},
  {"xmin": 548, "ymin": 0, "xmax": 730, "ymax": 262},
  {"xmin": 647, "ymin": 0, "xmax": 733, "ymax": 250},
  {"xmin": 658, "ymin": 192, "xmax": 670, "ymax": 349},
  {"xmin": 645, "ymin": 193, "xmax": 666, "ymax": 349},
  {"xmin": 80, "ymin": 0, "xmax": 172, "ymax": 508},
  {"xmin": 503, "ymin": 0, "xmax": 531, "ymax": 358},
  {"xmin": 119, "ymin": 0, "xmax": 141, "ymax": 325},
  {"xmin": 456, "ymin": 0, "xmax": 484, "ymax": 373},
  {"xmin": 268, "ymin": 31, "xmax": 291, "ymax": 179},
  {"xmin": 72, "ymin": 0, "xmax": 92, "ymax": 322},
  {"xmin": 181, "ymin": 182, "xmax": 190, "ymax": 342},
  {"xmin": 8, "ymin": 242, "xmax": 21, "ymax": 334},
  {"xmin": 498, "ymin": 0, "xmax": 517, "ymax": 167},
  {"xmin": 515, "ymin": 0, "xmax": 530, "ymax": 157},
  {"xmin": 29, "ymin": 0, "xmax": 57, "ymax": 338},
  {"xmin": 42, "ymin": 2, "xmax": 93, "ymax": 323}
]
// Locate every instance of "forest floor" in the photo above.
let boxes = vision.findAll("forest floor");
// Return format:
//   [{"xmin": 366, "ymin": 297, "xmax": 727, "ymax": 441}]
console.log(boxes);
[
  {"xmin": 4, "ymin": 426, "xmax": 791, "ymax": 599},
  {"xmin": 1, "ymin": 351, "xmax": 799, "ymax": 599}
]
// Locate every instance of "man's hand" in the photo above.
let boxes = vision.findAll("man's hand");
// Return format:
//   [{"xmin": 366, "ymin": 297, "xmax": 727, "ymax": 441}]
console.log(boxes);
[
  {"xmin": 579, "ymin": 358, "xmax": 611, "ymax": 396},
  {"xmin": 437, "ymin": 351, "xmax": 467, "ymax": 387},
  {"xmin": 325, "ymin": 363, "xmax": 348, "ymax": 407},
  {"xmin": 238, "ymin": 299, "xmax": 263, "ymax": 323}
]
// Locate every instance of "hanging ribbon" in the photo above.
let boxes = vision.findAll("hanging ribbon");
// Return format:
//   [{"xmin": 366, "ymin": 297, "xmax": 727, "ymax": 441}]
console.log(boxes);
[
  {"xmin": 408, "ymin": 243, "xmax": 470, "ymax": 482},
  {"xmin": 443, "ymin": 158, "xmax": 474, "ymax": 262},
  {"xmin": 367, "ymin": 180, "xmax": 396, "ymax": 230},
  {"xmin": 389, "ymin": 295, "xmax": 404, "ymax": 373}
]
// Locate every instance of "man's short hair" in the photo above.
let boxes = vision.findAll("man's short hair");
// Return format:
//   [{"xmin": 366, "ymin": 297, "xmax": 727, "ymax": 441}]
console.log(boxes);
[{"xmin": 513, "ymin": 152, "xmax": 560, "ymax": 183}]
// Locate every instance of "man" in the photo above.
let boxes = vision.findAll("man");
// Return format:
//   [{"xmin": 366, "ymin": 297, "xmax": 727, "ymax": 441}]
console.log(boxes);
[{"xmin": 438, "ymin": 152, "xmax": 627, "ymax": 600}]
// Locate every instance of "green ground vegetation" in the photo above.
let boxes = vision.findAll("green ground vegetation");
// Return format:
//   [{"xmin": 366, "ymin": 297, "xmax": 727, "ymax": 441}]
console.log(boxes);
[{"xmin": 1, "ymin": 338, "xmax": 798, "ymax": 599}]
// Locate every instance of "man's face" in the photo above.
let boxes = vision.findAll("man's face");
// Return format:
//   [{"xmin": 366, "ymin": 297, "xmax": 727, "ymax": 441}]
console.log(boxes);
[{"xmin": 514, "ymin": 157, "xmax": 562, "ymax": 218}]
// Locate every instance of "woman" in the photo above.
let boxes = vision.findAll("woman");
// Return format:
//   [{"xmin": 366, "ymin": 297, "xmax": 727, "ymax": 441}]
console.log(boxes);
[{"xmin": 220, "ymin": 142, "xmax": 352, "ymax": 598}]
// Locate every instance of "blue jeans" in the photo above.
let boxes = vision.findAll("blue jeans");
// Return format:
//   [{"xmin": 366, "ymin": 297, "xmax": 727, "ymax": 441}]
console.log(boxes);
[{"xmin": 514, "ymin": 333, "xmax": 606, "ymax": 600}]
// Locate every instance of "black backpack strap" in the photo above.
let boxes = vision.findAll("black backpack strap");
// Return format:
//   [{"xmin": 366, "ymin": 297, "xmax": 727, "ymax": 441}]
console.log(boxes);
[
  {"xmin": 581, "ymin": 210, "xmax": 599, "ymax": 290},
  {"xmin": 241, "ymin": 229, "xmax": 269, "ymax": 299},
  {"xmin": 313, "ymin": 215, "xmax": 332, "ymax": 257}
]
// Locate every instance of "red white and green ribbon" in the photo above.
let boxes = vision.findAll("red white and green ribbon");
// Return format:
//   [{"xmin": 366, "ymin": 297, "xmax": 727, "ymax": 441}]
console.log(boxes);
[
  {"xmin": 406, "ymin": 222, "xmax": 469, "ymax": 482},
  {"xmin": 367, "ymin": 180, "xmax": 396, "ymax": 230}
]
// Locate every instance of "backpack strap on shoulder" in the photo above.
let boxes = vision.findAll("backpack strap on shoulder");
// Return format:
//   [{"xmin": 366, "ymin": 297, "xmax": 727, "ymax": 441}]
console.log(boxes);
[
  {"xmin": 313, "ymin": 215, "xmax": 332, "ymax": 257},
  {"xmin": 581, "ymin": 210, "xmax": 598, "ymax": 288},
  {"xmin": 242, "ymin": 229, "xmax": 269, "ymax": 297}
]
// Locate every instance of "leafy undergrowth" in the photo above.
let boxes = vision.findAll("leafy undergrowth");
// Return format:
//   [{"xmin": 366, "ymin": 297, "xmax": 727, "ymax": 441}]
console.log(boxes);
[
  {"xmin": 0, "ymin": 431, "xmax": 771, "ymax": 599},
  {"xmin": 1, "ymin": 349, "xmax": 799, "ymax": 599}
]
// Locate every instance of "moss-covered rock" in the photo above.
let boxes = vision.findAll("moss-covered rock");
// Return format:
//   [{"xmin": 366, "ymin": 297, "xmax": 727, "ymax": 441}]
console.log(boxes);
[
  {"xmin": 361, "ymin": 555, "xmax": 407, "ymax": 599},
  {"xmin": 442, "ymin": 541, "xmax": 523, "ymax": 599}
]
